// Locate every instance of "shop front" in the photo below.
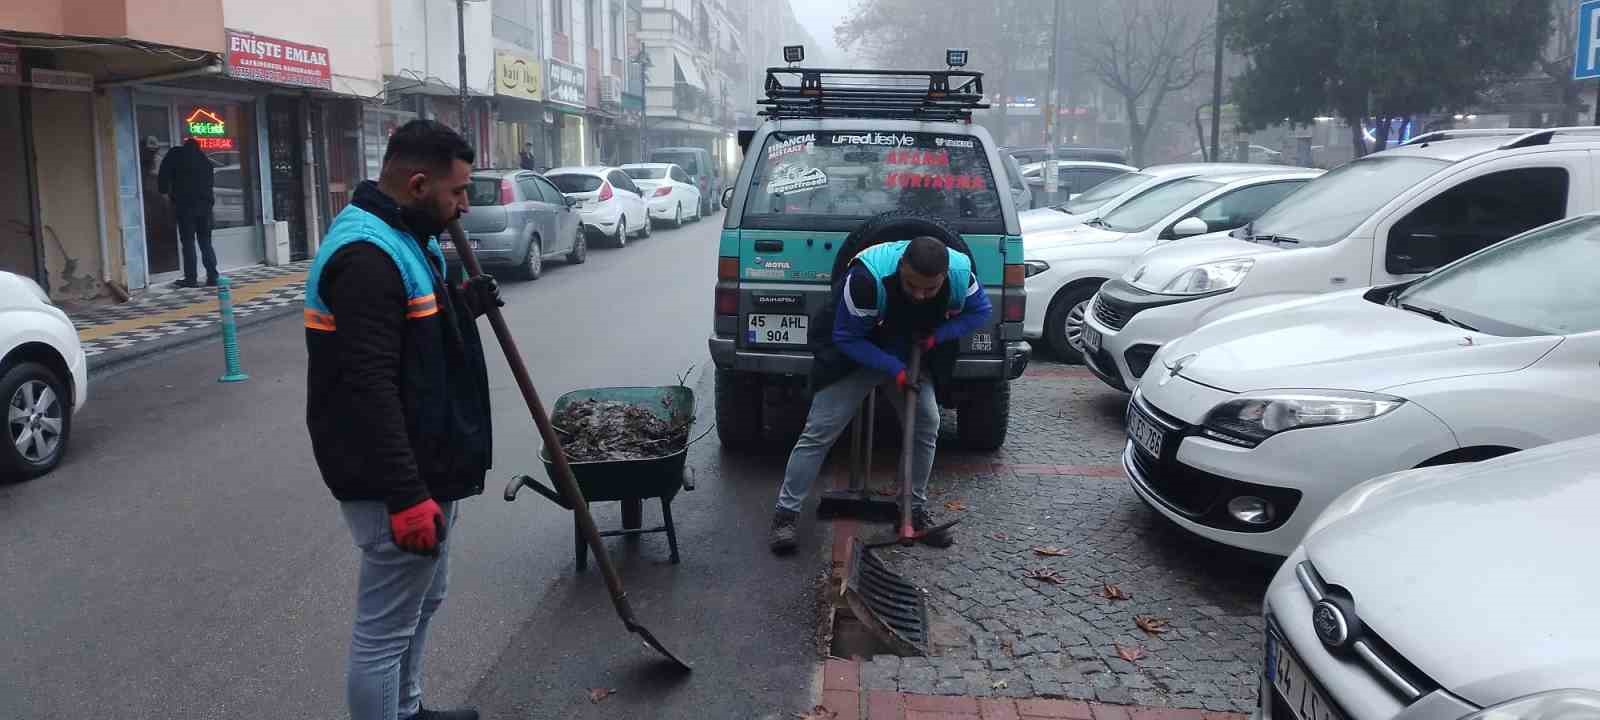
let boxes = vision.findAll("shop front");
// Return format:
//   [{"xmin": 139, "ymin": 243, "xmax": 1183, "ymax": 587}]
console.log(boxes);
[
  {"xmin": 546, "ymin": 58, "xmax": 590, "ymax": 167},
  {"xmin": 492, "ymin": 49, "xmax": 544, "ymax": 170},
  {"xmin": 0, "ymin": 46, "xmax": 38, "ymax": 282}
]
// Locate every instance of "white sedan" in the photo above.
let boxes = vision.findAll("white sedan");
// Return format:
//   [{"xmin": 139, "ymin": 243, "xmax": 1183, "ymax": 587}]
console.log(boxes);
[
  {"xmin": 1125, "ymin": 214, "xmax": 1600, "ymax": 557},
  {"xmin": 1019, "ymin": 162, "xmax": 1277, "ymax": 236},
  {"xmin": 621, "ymin": 163, "xmax": 702, "ymax": 228},
  {"xmin": 1262, "ymin": 435, "xmax": 1600, "ymax": 720},
  {"xmin": 1, "ymin": 270, "xmax": 88, "ymax": 480}
]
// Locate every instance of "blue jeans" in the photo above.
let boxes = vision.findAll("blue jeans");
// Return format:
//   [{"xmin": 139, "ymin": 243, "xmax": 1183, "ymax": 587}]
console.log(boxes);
[
  {"xmin": 775, "ymin": 367, "xmax": 939, "ymax": 513},
  {"xmin": 340, "ymin": 500, "xmax": 458, "ymax": 720}
]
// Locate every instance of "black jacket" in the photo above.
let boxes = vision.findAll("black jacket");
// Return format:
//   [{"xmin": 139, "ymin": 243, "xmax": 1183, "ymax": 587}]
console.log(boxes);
[
  {"xmin": 305, "ymin": 182, "xmax": 493, "ymax": 511},
  {"xmin": 157, "ymin": 139, "xmax": 214, "ymax": 213}
]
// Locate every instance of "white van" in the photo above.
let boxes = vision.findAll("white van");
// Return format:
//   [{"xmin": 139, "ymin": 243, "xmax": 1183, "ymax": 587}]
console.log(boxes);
[{"xmin": 1082, "ymin": 128, "xmax": 1599, "ymax": 391}]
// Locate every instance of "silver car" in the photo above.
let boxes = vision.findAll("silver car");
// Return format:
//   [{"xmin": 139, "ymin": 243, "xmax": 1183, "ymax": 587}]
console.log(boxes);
[{"xmin": 453, "ymin": 170, "xmax": 586, "ymax": 280}]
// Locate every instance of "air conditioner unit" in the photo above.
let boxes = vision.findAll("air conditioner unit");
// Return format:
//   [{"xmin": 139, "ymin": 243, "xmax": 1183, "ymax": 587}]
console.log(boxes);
[{"xmin": 600, "ymin": 76, "xmax": 623, "ymax": 104}]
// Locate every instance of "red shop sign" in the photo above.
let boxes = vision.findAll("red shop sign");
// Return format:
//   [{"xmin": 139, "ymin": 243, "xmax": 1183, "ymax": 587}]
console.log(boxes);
[{"xmin": 225, "ymin": 29, "xmax": 332, "ymax": 90}]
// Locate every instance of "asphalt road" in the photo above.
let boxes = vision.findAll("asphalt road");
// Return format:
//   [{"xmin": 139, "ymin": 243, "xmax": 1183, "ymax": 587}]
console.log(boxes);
[{"xmin": 0, "ymin": 213, "xmax": 831, "ymax": 719}]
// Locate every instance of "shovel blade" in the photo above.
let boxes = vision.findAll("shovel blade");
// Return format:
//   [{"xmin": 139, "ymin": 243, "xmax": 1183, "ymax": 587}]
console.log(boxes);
[{"xmin": 628, "ymin": 621, "xmax": 694, "ymax": 672}]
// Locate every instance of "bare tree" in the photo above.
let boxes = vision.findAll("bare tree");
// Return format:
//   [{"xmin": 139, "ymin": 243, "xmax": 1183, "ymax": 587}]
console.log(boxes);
[
  {"xmin": 1072, "ymin": 0, "xmax": 1211, "ymax": 165},
  {"xmin": 1539, "ymin": 0, "xmax": 1584, "ymax": 126}
]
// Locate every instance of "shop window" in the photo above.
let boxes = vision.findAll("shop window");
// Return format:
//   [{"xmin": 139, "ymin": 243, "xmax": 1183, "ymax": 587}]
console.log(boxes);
[{"xmin": 180, "ymin": 102, "xmax": 259, "ymax": 230}]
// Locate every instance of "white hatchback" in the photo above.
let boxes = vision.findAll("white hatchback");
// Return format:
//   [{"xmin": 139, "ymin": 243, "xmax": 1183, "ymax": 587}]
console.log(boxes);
[
  {"xmin": 1125, "ymin": 214, "xmax": 1600, "ymax": 556},
  {"xmin": 546, "ymin": 166, "xmax": 651, "ymax": 248},
  {"xmin": 1, "ymin": 271, "xmax": 88, "ymax": 480},
  {"xmin": 1262, "ymin": 434, "xmax": 1600, "ymax": 720}
]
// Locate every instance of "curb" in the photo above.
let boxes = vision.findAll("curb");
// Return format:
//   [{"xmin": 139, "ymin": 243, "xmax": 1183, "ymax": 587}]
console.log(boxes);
[{"xmin": 86, "ymin": 299, "xmax": 302, "ymax": 378}]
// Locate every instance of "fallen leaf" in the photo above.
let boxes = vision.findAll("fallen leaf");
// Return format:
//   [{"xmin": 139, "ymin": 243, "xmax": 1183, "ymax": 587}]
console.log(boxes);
[
  {"xmin": 587, "ymin": 687, "xmax": 616, "ymax": 703},
  {"xmin": 1116, "ymin": 644, "xmax": 1145, "ymax": 662},
  {"xmin": 1102, "ymin": 582, "xmax": 1131, "ymax": 601},
  {"xmin": 1134, "ymin": 615, "xmax": 1170, "ymax": 636},
  {"xmin": 793, "ymin": 706, "xmax": 839, "ymax": 720},
  {"xmin": 1031, "ymin": 546, "xmax": 1070, "ymax": 557},
  {"xmin": 1021, "ymin": 568, "xmax": 1065, "ymax": 585},
  {"xmin": 1001, "ymin": 638, "xmax": 1016, "ymax": 656},
  {"xmin": 944, "ymin": 499, "xmax": 968, "ymax": 511},
  {"xmin": 991, "ymin": 679, "xmax": 1009, "ymax": 690},
  {"xmin": 873, "ymin": 487, "xmax": 898, "ymax": 497},
  {"xmin": 991, "ymin": 532, "xmax": 1010, "ymax": 541}
]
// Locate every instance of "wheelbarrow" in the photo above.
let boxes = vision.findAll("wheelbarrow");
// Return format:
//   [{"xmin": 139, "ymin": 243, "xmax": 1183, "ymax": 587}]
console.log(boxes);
[{"xmin": 504, "ymin": 385, "xmax": 696, "ymax": 571}]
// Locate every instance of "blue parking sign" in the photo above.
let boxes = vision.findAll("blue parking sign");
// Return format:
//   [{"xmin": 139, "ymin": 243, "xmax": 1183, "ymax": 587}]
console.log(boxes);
[{"xmin": 1577, "ymin": 0, "xmax": 1600, "ymax": 79}]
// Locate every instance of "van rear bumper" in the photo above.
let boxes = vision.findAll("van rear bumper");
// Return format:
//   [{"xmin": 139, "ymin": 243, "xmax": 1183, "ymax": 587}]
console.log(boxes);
[{"xmin": 708, "ymin": 337, "xmax": 1030, "ymax": 380}]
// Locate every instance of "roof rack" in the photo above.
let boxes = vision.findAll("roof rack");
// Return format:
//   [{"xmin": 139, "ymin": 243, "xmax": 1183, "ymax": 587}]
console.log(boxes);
[
  {"xmin": 758, "ymin": 67, "xmax": 989, "ymax": 121},
  {"xmin": 1401, "ymin": 128, "xmax": 1536, "ymax": 146}
]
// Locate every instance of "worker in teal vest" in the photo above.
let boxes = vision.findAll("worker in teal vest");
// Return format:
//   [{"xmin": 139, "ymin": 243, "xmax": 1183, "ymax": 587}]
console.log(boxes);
[
  {"xmin": 305, "ymin": 119, "xmax": 500, "ymax": 720},
  {"xmin": 770, "ymin": 236, "xmax": 993, "ymax": 554}
]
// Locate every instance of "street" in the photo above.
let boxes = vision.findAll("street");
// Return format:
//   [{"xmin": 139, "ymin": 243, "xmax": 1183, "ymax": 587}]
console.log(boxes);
[{"xmin": 0, "ymin": 215, "xmax": 834, "ymax": 719}]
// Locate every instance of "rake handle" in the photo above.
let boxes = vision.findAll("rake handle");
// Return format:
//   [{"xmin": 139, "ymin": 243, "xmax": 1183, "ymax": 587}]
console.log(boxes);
[{"xmin": 898, "ymin": 344, "xmax": 923, "ymax": 543}]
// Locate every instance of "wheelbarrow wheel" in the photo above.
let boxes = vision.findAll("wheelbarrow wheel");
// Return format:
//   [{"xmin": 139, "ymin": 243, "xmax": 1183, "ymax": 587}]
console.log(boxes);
[{"xmin": 622, "ymin": 498, "xmax": 644, "ymax": 532}]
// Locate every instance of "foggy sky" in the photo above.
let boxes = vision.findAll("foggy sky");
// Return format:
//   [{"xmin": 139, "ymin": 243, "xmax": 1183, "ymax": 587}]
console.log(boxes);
[{"xmin": 790, "ymin": 0, "xmax": 853, "ymax": 63}]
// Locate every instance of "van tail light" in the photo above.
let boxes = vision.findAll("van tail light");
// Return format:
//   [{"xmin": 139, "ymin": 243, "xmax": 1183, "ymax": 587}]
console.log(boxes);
[
  {"xmin": 1004, "ymin": 263, "xmax": 1026, "ymax": 288},
  {"xmin": 718, "ymin": 257, "xmax": 740, "ymax": 280},
  {"xmin": 654, "ymin": 186, "xmax": 672, "ymax": 197},
  {"xmin": 598, "ymin": 181, "xmax": 614, "ymax": 202},
  {"xmin": 499, "ymin": 178, "xmax": 516, "ymax": 205},
  {"xmin": 1003, "ymin": 263, "xmax": 1026, "ymax": 322},
  {"xmin": 715, "ymin": 287, "xmax": 739, "ymax": 315}
]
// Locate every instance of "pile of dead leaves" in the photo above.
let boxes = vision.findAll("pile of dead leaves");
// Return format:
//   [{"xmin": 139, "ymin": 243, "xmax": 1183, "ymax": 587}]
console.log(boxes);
[{"xmin": 553, "ymin": 399, "xmax": 690, "ymax": 462}]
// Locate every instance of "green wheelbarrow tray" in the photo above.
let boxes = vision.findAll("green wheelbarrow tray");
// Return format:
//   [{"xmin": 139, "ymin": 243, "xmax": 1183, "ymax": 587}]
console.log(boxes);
[{"xmin": 505, "ymin": 385, "xmax": 697, "ymax": 571}]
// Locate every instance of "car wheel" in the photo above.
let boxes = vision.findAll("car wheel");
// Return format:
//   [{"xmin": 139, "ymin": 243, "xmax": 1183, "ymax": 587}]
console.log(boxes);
[
  {"xmin": 673, "ymin": 203, "xmax": 684, "ymax": 228},
  {"xmin": 639, "ymin": 212, "xmax": 652, "ymax": 238},
  {"xmin": 520, "ymin": 236, "xmax": 543, "ymax": 280},
  {"xmin": 614, "ymin": 217, "xmax": 628, "ymax": 248},
  {"xmin": 1, "ymin": 362, "xmax": 71, "ymax": 481},
  {"xmin": 714, "ymin": 368, "xmax": 763, "ymax": 451},
  {"xmin": 955, "ymin": 380, "xmax": 1010, "ymax": 451},
  {"xmin": 566, "ymin": 227, "xmax": 588, "ymax": 264},
  {"xmin": 1043, "ymin": 285, "xmax": 1099, "ymax": 364}
]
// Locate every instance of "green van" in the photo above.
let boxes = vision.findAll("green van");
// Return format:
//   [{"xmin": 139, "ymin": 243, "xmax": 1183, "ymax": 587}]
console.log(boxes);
[{"xmin": 709, "ymin": 63, "xmax": 1031, "ymax": 451}]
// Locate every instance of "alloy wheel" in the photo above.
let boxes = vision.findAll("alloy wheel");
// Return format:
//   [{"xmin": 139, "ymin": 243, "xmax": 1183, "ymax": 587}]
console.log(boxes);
[{"xmin": 9, "ymin": 380, "xmax": 62, "ymax": 464}]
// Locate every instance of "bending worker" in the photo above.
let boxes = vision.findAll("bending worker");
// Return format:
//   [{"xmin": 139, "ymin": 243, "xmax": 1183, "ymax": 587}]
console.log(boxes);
[{"xmin": 770, "ymin": 235, "xmax": 993, "ymax": 554}]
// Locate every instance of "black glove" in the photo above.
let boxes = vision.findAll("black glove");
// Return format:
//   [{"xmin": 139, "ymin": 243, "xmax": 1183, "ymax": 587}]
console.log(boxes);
[{"xmin": 460, "ymin": 274, "xmax": 503, "ymax": 318}]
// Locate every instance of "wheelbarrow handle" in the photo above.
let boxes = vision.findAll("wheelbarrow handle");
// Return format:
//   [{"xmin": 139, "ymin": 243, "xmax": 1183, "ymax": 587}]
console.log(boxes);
[{"xmin": 505, "ymin": 474, "xmax": 568, "ymax": 507}]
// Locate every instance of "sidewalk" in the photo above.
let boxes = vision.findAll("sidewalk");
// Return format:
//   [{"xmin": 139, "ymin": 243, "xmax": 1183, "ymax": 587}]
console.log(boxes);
[
  {"xmin": 809, "ymin": 363, "xmax": 1272, "ymax": 719},
  {"xmin": 67, "ymin": 261, "xmax": 309, "ymax": 372}
]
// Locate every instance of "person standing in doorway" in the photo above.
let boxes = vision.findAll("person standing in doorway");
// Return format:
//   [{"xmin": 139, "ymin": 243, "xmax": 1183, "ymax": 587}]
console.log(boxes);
[
  {"xmin": 519, "ymin": 142, "xmax": 538, "ymax": 171},
  {"xmin": 304, "ymin": 119, "xmax": 500, "ymax": 720},
  {"xmin": 157, "ymin": 137, "xmax": 218, "ymax": 288}
]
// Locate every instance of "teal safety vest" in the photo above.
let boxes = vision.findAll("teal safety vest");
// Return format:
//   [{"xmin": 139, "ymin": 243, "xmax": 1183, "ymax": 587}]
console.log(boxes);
[
  {"xmin": 303, "ymin": 204, "xmax": 445, "ymax": 332},
  {"xmin": 852, "ymin": 240, "xmax": 973, "ymax": 316}
]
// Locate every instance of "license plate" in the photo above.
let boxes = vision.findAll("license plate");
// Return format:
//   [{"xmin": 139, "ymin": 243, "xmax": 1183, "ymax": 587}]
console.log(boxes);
[
  {"xmin": 1127, "ymin": 404, "xmax": 1167, "ymax": 458},
  {"xmin": 439, "ymin": 239, "xmax": 479, "ymax": 251},
  {"xmin": 1268, "ymin": 632, "xmax": 1345, "ymax": 720},
  {"xmin": 1082, "ymin": 325, "xmax": 1102, "ymax": 353},
  {"xmin": 747, "ymin": 313, "xmax": 808, "ymax": 345}
]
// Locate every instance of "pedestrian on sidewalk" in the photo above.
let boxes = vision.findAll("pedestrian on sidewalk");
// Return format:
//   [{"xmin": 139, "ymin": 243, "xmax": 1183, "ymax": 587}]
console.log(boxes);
[
  {"xmin": 769, "ymin": 236, "xmax": 993, "ymax": 554},
  {"xmin": 304, "ymin": 119, "xmax": 502, "ymax": 720},
  {"xmin": 519, "ymin": 142, "xmax": 538, "ymax": 171},
  {"xmin": 157, "ymin": 137, "xmax": 218, "ymax": 288}
]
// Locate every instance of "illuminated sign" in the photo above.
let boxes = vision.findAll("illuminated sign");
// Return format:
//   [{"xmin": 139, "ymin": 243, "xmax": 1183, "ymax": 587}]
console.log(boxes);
[
  {"xmin": 187, "ymin": 107, "xmax": 227, "ymax": 137},
  {"xmin": 195, "ymin": 137, "xmax": 236, "ymax": 151}
]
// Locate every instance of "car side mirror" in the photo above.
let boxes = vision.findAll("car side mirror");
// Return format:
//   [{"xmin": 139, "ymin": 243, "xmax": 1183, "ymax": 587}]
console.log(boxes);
[
  {"xmin": 1171, "ymin": 217, "xmax": 1209, "ymax": 238},
  {"xmin": 565, "ymin": 196, "xmax": 577, "ymax": 207},
  {"xmin": 721, "ymin": 186, "xmax": 735, "ymax": 209}
]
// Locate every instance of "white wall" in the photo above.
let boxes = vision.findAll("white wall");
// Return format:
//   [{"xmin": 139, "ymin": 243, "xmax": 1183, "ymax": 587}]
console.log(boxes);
[
  {"xmin": 386, "ymin": 0, "xmax": 494, "ymax": 94},
  {"xmin": 223, "ymin": 0, "xmax": 384, "ymax": 98}
]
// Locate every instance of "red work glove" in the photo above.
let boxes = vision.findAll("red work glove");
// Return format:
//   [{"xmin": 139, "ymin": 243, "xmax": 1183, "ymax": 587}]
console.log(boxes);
[
  {"xmin": 895, "ymin": 369, "xmax": 921, "ymax": 395},
  {"xmin": 390, "ymin": 498, "xmax": 446, "ymax": 556}
]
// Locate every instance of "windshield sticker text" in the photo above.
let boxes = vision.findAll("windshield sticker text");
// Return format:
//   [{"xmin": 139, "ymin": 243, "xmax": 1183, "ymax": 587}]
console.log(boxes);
[
  {"xmin": 935, "ymin": 137, "xmax": 975, "ymax": 149},
  {"xmin": 829, "ymin": 132, "xmax": 915, "ymax": 147},
  {"xmin": 884, "ymin": 172, "xmax": 988, "ymax": 191},
  {"xmin": 766, "ymin": 163, "xmax": 829, "ymax": 195},
  {"xmin": 767, "ymin": 134, "xmax": 816, "ymax": 160},
  {"xmin": 885, "ymin": 149, "xmax": 950, "ymax": 166}
]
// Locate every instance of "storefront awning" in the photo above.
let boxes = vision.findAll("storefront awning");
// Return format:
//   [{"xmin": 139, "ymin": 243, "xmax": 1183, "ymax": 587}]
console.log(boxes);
[{"xmin": 672, "ymin": 50, "xmax": 706, "ymax": 91}]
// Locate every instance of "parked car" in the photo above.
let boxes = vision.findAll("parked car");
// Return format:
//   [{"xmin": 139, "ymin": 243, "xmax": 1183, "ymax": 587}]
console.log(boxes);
[
  {"xmin": 1, "ymin": 270, "xmax": 87, "ymax": 480},
  {"xmin": 1124, "ymin": 213, "xmax": 1600, "ymax": 557},
  {"xmin": 1000, "ymin": 151, "xmax": 1034, "ymax": 211},
  {"xmin": 451, "ymin": 169, "xmax": 585, "ymax": 279},
  {"xmin": 1026, "ymin": 168, "xmax": 1318, "ymax": 362},
  {"xmin": 1086, "ymin": 128, "xmax": 1591, "ymax": 392},
  {"xmin": 621, "ymin": 163, "xmax": 703, "ymax": 227},
  {"xmin": 1261, "ymin": 434, "xmax": 1600, "ymax": 720},
  {"xmin": 1019, "ymin": 162, "xmax": 1276, "ymax": 236},
  {"xmin": 647, "ymin": 147, "xmax": 721, "ymax": 216},
  {"xmin": 546, "ymin": 166, "xmax": 650, "ymax": 248},
  {"xmin": 1019, "ymin": 160, "xmax": 1135, "ymax": 208},
  {"xmin": 1003, "ymin": 145, "xmax": 1128, "ymax": 165}
]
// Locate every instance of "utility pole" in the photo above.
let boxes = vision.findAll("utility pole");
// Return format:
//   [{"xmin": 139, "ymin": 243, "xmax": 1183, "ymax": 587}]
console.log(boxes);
[
  {"xmin": 1209, "ymin": 0, "xmax": 1223, "ymax": 162},
  {"xmin": 457, "ymin": 0, "xmax": 471, "ymax": 145},
  {"xmin": 1044, "ymin": 0, "xmax": 1063, "ymax": 199}
]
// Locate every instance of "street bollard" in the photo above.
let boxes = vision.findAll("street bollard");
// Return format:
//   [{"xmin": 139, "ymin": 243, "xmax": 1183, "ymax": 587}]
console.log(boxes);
[{"xmin": 216, "ymin": 276, "xmax": 250, "ymax": 383}]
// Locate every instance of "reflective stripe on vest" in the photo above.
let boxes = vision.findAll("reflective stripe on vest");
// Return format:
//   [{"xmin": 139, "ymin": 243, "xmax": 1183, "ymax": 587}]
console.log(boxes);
[{"xmin": 304, "ymin": 204, "xmax": 445, "ymax": 332}]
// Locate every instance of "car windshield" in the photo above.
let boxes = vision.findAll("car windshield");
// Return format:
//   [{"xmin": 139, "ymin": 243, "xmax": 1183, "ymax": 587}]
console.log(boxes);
[
  {"xmin": 546, "ymin": 174, "xmax": 603, "ymax": 193},
  {"xmin": 652, "ymin": 153, "xmax": 698, "ymax": 174},
  {"xmin": 1395, "ymin": 216, "xmax": 1600, "ymax": 337},
  {"xmin": 742, "ymin": 131, "xmax": 1004, "ymax": 232},
  {"xmin": 625, "ymin": 167, "xmax": 668, "ymax": 180},
  {"xmin": 468, "ymin": 178, "xmax": 502, "ymax": 206},
  {"xmin": 1097, "ymin": 178, "xmax": 1220, "ymax": 233},
  {"xmin": 1061, "ymin": 172, "xmax": 1151, "ymax": 214},
  {"xmin": 1246, "ymin": 156, "xmax": 1450, "ymax": 246}
]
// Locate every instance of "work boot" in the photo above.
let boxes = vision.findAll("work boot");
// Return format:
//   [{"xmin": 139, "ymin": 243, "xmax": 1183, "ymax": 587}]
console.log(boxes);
[
  {"xmin": 411, "ymin": 707, "xmax": 479, "ymax": 720},
  {"xmin": 173, "ymin": 278, "xmax": 200, "ymax": 289},
  {"xmin": 912, "ymin": 507, "xmax": 954, "ymax": 548},
  {"xmin": 769, "ymin": 509, "xmax": 799, "ymax": 555}
]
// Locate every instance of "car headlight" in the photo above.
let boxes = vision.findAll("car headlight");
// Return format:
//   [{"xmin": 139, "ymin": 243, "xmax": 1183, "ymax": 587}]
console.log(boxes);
[
  {"xmin": 1023, "ymin": 260, "xmax": 1050, "ymax": 278},
  {"xmin": 1144, "ymin": 258, "xmax": 1254, "ymax": 295},
  {"xmin": 1462, "ymin": 690, "xmax": 1600, "ymax": 720},
  {"xmin": 1201, "ymin": 390, "xmax": 1405, "ymax": 447}
]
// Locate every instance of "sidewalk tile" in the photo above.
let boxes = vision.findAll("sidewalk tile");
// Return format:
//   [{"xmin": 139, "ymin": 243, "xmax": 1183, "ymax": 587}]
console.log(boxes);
[
  {"xmin": 827, "ymin": 659, "xmax": 862, "ymax": 692},
  {"xmin": 1089, "ymin": 704, "xmax": 1133, "ymax": 720},
  {"xmin": 978, "ymin": 698, "xmax": 1021, "ymax": 720},
  {"xmin": 824, "ymin": 689, "xmax": 862, "ymax": 720},
  {"xmin": 868, "ymin": 690, "xmax": 905, "ymax": 720},
  {"xmin": 1017, "ymin": 699, "xmax": 1093, "ymax": 719},
  {"xmin": 906, "ymin": 694, "xmax": 979, "ymax": 713}
]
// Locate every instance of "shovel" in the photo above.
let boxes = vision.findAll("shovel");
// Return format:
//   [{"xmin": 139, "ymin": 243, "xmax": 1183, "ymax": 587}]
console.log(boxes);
[
  {"xmin": 861, "ymin": 344, "xmax": 962, "ymax": 549},
  {"xmin": 446, "ymin": 219, "xmax": 692, "ymax": 672}
]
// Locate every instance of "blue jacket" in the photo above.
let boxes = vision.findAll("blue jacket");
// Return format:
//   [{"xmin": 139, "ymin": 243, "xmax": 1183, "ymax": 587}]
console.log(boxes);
[{"xmin": 832, "ymin": 241, "xmax": 993, "ymax": 378}]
